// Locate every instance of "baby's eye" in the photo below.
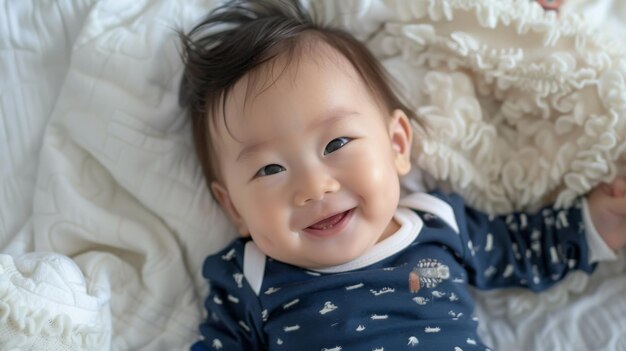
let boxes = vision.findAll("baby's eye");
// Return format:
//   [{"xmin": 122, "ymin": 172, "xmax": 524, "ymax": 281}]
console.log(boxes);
[
  {"xmin": 255, "ymin": 164, "xmax": 285, "ymax": 177},
  {"xmin": 324, "ymin": 137, "xmax": 352, "ymax": 155}
]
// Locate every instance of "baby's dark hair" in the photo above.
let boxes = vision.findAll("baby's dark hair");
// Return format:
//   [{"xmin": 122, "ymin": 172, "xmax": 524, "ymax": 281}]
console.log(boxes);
[{"xmin": 178, "ymin": 0, "xmax": 418, "ymax": 188}]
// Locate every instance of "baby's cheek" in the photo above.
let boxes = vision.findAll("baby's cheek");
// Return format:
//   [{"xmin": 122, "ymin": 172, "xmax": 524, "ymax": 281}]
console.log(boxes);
[
  {"xmin": 361, "ymin": 152, "xmax": 398, "ymax": 185},
  {"xmin": 351, "ymin": 154, "xmax": 400, "ymax": 204},
  {"xmin": 245, "ymin": 207, "xmax": 287, "ymax": 248},
  {"xmin": 251, "ymin": 203, "xmax": 281, "ymax": 228},
  {"xmin": 238, "ymin": 195, "xmax": 280, "ymax": 233}
]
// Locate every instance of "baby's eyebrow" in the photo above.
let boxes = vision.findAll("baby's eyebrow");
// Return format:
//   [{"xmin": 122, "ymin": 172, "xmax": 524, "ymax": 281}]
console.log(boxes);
[
  {"xmin": 237, "ymin": 139, "xmax": 271, "ymax": 162},
  {"xmin": 310, "ymin": 109, "xmax": 359, "ymax": 130},
  {"xmin": 236, "ymin": 109, "xmax": 359, "ymax": 162}
]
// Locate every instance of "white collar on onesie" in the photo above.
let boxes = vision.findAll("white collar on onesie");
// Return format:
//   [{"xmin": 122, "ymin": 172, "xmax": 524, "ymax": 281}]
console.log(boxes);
[
  {"xmin": 243, "ymin": 193, "xmax": 460, "ymax": 294},
  {"xmin": 312, "ymin": 207, "xmax": 423, "ymax": 274}
]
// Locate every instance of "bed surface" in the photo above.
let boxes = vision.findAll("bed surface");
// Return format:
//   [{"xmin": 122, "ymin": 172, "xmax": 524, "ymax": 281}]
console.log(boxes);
[{"xmin": 1, "ymin": 0, "xmax": 626, "ymax": 350}]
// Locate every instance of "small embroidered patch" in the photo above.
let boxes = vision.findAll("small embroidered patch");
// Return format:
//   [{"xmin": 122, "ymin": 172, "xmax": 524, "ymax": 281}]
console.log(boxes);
[{"xmin": 409, "ymin": 258, "xmax": 450, "ymax": 293}]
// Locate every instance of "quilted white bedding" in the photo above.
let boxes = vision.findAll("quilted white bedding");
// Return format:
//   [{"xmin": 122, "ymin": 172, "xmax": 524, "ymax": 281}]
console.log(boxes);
[{"xmin": 1, "ymin": 0, "xmax": 626, "ymax": 350}]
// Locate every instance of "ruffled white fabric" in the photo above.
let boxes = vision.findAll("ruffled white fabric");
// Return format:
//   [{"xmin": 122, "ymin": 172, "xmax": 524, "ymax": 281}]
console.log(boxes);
[
  {"xmin": 321, "ymin": 0, "xmax": 626, "ymax": 213},
  {"xmin": 0, "ymin": 253, "xmax": 110, "ymax": 350}
]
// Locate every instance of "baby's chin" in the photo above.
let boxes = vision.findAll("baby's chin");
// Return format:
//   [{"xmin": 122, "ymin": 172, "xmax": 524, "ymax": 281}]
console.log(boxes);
[{"xmin": 255, "ymin": 225, "xmax": 381, "ymax": 269}]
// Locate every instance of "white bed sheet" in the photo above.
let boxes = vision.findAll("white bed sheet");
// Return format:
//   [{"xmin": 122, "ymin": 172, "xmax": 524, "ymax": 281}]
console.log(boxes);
[
  {"xmin": 1, "ymin": 0, "xmax": 625, "ymax": 350},
  {"xmin": 1, "ymin": 0, "xmax": 93, "ymax": 249}
]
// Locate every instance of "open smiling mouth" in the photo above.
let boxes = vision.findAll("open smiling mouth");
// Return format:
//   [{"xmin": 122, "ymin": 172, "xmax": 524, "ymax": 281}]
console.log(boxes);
[{"xmin": 304, "ymin": 208, "xmax": 355, "ymax": 237}]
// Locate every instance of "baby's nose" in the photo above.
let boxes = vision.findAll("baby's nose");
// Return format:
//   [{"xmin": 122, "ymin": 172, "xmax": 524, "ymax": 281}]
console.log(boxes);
[{"xmin": 293, "ymin": 172, "xmax": 340, "ymax": 206}]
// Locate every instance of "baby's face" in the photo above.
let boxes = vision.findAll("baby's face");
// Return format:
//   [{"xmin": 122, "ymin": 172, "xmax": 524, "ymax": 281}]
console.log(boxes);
[{"xmin": 211, "ymin": 45, "xmax": 412, "ymax": 269}]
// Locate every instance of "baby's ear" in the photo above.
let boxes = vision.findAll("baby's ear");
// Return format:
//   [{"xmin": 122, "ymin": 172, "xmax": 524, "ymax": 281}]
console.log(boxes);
[
  {"xmin": 388, "ymin": 109, "xmax": 412, "ymax": 176},
  {"xmin": 211, "ymin": 182, "xmax": 250, "ymax": 237}
]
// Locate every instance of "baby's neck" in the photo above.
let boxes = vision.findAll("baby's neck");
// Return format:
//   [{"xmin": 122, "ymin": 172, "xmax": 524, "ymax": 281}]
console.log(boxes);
[{"xmin": 377, "ymin": 217, "xmax": 401, "ymax": 243}]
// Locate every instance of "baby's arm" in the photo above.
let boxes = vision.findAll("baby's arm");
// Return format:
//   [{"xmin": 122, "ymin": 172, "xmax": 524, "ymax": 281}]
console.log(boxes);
[
  {"xmin": 585, "ymin": 177, "xmax": 626, "ymax": 251},
  {"xmin": 434, "ymin": 191, "xmax": 610, "ymax": 291}
]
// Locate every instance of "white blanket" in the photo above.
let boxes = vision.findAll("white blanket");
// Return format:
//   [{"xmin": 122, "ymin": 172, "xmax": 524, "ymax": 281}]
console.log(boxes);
[{"xmin": 1, "ymin": 0, "xmax": 626, "ymax": 350}]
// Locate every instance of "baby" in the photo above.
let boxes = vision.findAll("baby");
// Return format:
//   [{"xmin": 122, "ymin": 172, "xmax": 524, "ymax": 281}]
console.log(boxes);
[{"xmin": 179, "ymin": 1, "xmax": 626, "ymax": 350}]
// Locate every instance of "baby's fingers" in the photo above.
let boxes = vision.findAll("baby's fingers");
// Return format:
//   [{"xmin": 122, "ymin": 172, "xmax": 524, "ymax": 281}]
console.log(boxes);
[{"xmin": 609, "ymin": 177, "xmax": 626, "ymax": 198}]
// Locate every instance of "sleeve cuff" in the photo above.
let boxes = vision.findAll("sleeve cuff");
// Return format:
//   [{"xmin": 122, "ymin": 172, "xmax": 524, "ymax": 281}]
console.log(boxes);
[{"xmin": 582, "ymin": 197, "xmax": 618, "ymax": 263}]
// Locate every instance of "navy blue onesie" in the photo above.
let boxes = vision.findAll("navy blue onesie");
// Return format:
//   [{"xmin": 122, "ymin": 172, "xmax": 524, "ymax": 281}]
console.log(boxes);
[{"xmin": 191, "ymin": 192, "xmax": 601, "ymax": 351}]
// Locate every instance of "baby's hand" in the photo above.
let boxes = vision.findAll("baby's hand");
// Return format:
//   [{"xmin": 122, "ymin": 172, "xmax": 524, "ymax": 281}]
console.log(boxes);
[{"xmin": 587, "ymin": 177, "xmax": 626, "ymax": 251}]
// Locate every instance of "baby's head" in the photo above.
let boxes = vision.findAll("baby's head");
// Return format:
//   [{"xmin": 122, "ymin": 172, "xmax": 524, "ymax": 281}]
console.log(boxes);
[{"xmin": 180, "ymin": 0, "xmax": 419, "ymax": 269}]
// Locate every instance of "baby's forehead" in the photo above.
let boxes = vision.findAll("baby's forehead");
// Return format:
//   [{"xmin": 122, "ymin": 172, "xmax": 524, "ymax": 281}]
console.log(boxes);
[
  {"xmin": 228, "ymin": 51, "xmax": 359, "ymax": 116},
  {"xmin": 214, "ymin": 42, "xmax": 366, "ymax": 121},
  {"xmin": 212, "ymin": 49, "xmax": 374, "ymax": 145},
  {"xmin": 208, "ymin": 36, "xmax": 391, "ymax": 154},
  {"xmin": 241, "ymin": 40, "xmax": 363, "ymax": 100}
]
